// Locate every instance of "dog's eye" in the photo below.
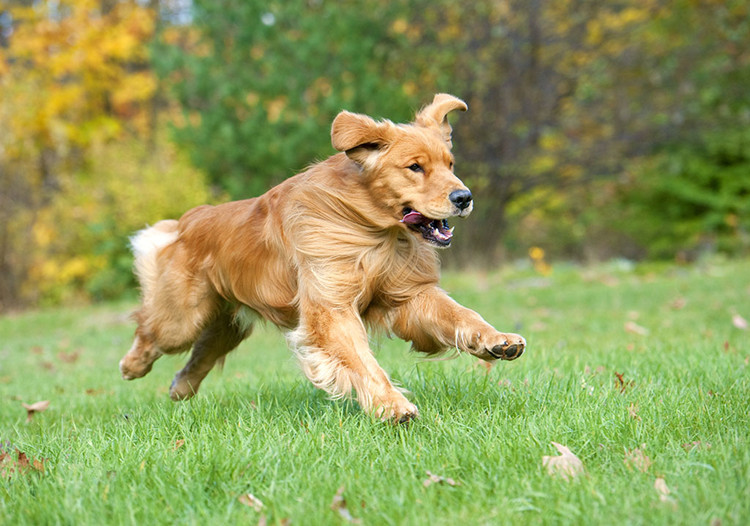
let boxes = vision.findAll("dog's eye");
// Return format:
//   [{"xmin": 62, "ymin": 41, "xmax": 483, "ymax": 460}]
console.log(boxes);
[
  {"xmin": 449, "ymin": 161, "xmax": 454, "ymax": 170},
  {"xmin": 407, "ymin": 163, "xmax": 423, "ymax": 173}
]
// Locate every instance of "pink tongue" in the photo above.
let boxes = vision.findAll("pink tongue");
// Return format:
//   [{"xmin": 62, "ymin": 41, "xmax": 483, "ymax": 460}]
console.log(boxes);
[{"xmin": 401, "ymin": 211, "xmax": 425, "ymax": 224}]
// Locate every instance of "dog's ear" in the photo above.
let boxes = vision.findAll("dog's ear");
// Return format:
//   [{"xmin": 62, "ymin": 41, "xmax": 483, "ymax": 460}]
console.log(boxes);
[
  {"xmin": 414, "ymin": 93, "xmax": 468, "ymax": 148},
  {"xmin": 331, "ymin": 111, "xmax": 391, "ymax": 166}
]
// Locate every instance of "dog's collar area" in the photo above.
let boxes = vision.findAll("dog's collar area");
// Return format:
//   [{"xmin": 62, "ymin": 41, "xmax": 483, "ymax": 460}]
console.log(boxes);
[{"xmin": 400, "ymin": 208, "xmax": 454, "ymax": 247}]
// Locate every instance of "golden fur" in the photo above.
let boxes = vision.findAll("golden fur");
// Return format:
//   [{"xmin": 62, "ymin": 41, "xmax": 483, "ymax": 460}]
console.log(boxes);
[{"xmin": 119, "ymin": 94, "xmax": 526, "ymax": 422}]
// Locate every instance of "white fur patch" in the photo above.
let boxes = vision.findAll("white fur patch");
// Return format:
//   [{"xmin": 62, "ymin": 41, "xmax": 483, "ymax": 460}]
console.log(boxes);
[
  {"xmin": 130, "ymin": 220, "xmax": 178, "ymax": 296},
  {"xmin": 130, "ymin": 221, "xmax": 179, "ymax": 259}
]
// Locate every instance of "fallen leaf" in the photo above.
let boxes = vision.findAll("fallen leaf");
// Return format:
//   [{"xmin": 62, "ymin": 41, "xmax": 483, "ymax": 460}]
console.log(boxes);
[
  {"xmin": 330, "ymin": 486, "xmax": 361, "ymax": 524},
  {"xmin": 654, "ymin": 477, "xmax": 677, "ymax": 508},
  {"xmin": 627, "ymin": 403, "xmax": 641, "ymax": 421},
  {"xmin": 625, "ymin": 321, "xmax": 649, "ymax": 336},
  {"xmin": 238, "ymin": 492, "xmax": 264, "ymax": 512},
  {"xmin": 542, "ymin": 442, "xmax": 584, "ymax": 481},
  {"xmin": 22, "ymin": 400, "xmax": 50, "ymax": 422},
  {"xmin": 57, "ymin": 350, "xmax": 80, "ymax": 363},
  {"xmin": 682, "ymin": 441, "xmax": 711, "ymax": 451},
  {"xmin": 423, "ymin": 470, "xmax": 459, "ymax": 488},
  {"xmin": 614, "ymin": 372, "xmax": 634, "ymax": 393},
  {"xmin": 732, "ymin": 314, "xmax": 748, "ymax": 330},
  {"xmin": 0, "ymin": 448, "xmax": 46, "ymax": 478},
  {"xmin": 624, "ymin": 447, "xmax": 652, "ymax": 472},
  {"xmin": 669, "ymin": 297, "xmax": 687, "ymax": 310},
  {"xmin": 173, "ymin": 439, "xmax": 185, "ymax": 450}
]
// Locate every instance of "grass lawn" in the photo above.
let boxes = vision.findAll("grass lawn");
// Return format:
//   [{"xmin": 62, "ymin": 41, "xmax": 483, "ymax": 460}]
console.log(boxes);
[{"xmin": 1, "ymin": 257, "xmax": 749, "ymax": 525}]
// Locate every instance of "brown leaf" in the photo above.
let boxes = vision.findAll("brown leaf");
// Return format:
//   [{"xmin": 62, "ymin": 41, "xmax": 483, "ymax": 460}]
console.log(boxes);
[
  {"xmin": 330, "ymin": 486, "xmax": 361, "ymax": 524},
  {"xmin": 22, "ymin": 400, "xmax": 50, "ymax": 422},
  {"xmin": 669, "ymin": 297, "xmax": 687, "ymax": 310},
  {"xmin": 0, "ymin": 448, "xmax": 46, "ymax": 478},
  {"xmin": 57, "ymin": 350, "xmax": 80, "ymax": 363},
  {"xmin": 423, "ymin": 470, "xmax": 459, "ymax": 488},
  {"xmin": 654, "ymin": 477, "xmax": 677, "ymax": 508},
  {"xmin": 238, "ymin": 492, "xmax": 264, "ymax": 512},
  {"xmin": 173, "ymin": 439, "xmax": 185, "ymax": 450},
  {"xmin": 614, "ymin": 372, "xmax": 634, "ymax": 393},
  {"xmin": 627, "ymin": 403, "xmax": 641, "ymax": 421},
  {"xmin": 624, "ymin": 447, "xmax": 652, "ymax": 472},
  {"xmin": 625, "ymin": 321, "xmax": 649, "ymax": 336},
  {"xmin": 732, "ymin": 314, "xmax": 748, "ymax": 330},
  {"xmin": 542, "ymin": 442, "xmax": 584, "ymax": 481},
  {"xmin": 682, "ymin": 441, "xmax": 711, "ymax": 452}
]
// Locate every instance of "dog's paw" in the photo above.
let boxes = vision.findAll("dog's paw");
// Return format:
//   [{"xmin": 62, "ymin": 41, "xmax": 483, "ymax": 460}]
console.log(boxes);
[
  {"xmin": 373, "ymin": 395, "xmax": 419, "ymax": 424},
  {"xmin": 483, "ymin": 332, "xmax": 526, "ymax": 361},
  {"xmin": 169, "ymin": 375, "xmax": 199, "ymax": 401},
  {"xmin": 119, "ymin": 355, "xmax": 153, "ymax": 380}
]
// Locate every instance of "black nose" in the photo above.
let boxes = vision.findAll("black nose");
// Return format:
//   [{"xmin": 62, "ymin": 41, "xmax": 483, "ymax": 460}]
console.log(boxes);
[{"xmin": 449, "ymin": 189, "xmax": 473, "ymax": 211}]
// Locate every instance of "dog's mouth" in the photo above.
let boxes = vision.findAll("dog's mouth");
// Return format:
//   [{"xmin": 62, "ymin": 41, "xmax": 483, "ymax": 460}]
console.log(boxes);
[{"xmin": 400, "ymin": 208, "xmax": 454, "ymax": 247}]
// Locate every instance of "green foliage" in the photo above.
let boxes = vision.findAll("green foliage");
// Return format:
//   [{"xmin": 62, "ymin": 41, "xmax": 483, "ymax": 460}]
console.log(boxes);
[
  {"xmin": 28, "ymin": 138, "xmax": 213, "ymax": 304},
  {"xmin": 616, "ymin": 129, "xmax": 750, "ymax": 259},
  {"xmin": 154, "ymin": 0, "xmax": 420, "ymax": 198}
]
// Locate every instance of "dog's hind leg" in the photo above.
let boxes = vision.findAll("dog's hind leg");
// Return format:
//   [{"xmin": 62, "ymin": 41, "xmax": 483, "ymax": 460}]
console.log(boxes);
[
  {"xmin": 120, "ymin": 220, "xmax": 226, "ymax": 381},
  {"xmin": 169, "ymin": 307, "xmax": 255, "ymax": 401}
]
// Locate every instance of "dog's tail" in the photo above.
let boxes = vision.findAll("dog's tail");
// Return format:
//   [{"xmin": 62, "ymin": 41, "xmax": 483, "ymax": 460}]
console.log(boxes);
[{"xmin": 130, "ymin": 220, "xmax": 179, "ymax": 298}]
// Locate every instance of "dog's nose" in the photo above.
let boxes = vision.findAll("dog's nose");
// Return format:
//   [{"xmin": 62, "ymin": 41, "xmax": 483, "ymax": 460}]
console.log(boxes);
[{"xmin": 449, "ymin": 189, "xmax": 473, "ymax": 211}]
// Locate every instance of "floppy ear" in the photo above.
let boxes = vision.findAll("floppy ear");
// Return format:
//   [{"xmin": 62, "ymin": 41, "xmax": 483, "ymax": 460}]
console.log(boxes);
[
  {"xmin": 331, "ymin": 111, "xmax": 391, "ymax": 166},
  {"xmin": 414, "ymin": 93, "xmax": 468, "ymax": 148}
]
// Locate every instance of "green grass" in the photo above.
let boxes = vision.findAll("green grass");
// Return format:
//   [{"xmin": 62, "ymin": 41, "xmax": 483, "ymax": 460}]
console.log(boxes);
[{"xmin": 1, "ymin": 258, "xmax": 749, "ymax": 525}]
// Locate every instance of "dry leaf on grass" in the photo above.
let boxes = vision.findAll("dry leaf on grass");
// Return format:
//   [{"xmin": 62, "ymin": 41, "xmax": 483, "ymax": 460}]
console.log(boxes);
[
  {"xmin": 625, "ymin": 321, "xmax": 649, "ymax": 336},
  {"xmin": 57, "ymin": 350, "xmax": 80, "ymax": 363},
  {"xmin": 654, "ymin": 477, "xmax": 677, "ymax": 508},
  {"xmin": 627, "ymin": 403, "xmax": 641, "ymax": 421},
  {"xmin": 542, "ymin": 442, "xmax": 584, "ymax": 481},
  {"xmin": 0, "ymin": 448, "xmax": 46, "ymax": 478},
  {"xmin": 22, "ymin": 400, "xmax": 50, "ymax": 422},
  {"xmin": 731, "ymin": 313, "xmax": 748, "ymax": 330},
  {"xmin": 614, "ymin": 372, "xmax": 635, "ymax": 393},
  {"xmin": 238, "ymin": 492, "xmax": 264, "ymax": 512},
  {"xmin": 331, "ymin": 486, "xmax": 361, "ymax": 524},
  {"xmin": 173, "ymin": 439, "xmax": 185, "ymax": 450},
  {"xmin": 682, "ymin": 441, "xmax": 711, "ymax": 452},
  {"xmin": 624, "ymin": 447, "xmax": 652, "ymax": 472},
  {"xmin": 669, "ymin": 297, "xmax": 687, "ymax": 310},
  {"xmin": 423, "ymin": 470, "xmax": 460, "ymax": 488}
]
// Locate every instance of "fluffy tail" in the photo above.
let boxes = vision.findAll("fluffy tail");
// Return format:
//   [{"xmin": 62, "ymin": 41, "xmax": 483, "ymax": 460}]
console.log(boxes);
[{"xmin": 130, "ymin": 220, "xmax": 179, "ymax": 298}]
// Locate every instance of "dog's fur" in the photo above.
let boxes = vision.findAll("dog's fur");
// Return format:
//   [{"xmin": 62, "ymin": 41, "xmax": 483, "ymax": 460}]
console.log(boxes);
[{"xmin": 119, "ymin": 94, "xmax": 526, "ymax": 422}]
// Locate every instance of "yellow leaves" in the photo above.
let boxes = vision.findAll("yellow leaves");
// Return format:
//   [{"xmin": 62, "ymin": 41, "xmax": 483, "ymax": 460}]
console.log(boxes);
[
  {"xmin": 2, "ymin": 0, "xmax": 158, "ymax": 149},
  {"xmin": 266, "ymin": 96, "xmax": 287, "ymax": 124},
  {"xmin": 111, "ymin": 71, "xmax": 158, "ymax": 111}
]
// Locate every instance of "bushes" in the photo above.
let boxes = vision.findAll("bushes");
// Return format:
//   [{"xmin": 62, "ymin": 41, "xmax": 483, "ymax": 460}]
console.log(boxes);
[
  {"xmin": 615, "ymin": 129, "xmax": 750, "ymax": 260},
  {"xmin": 28, "ymin": 138, "xmax": 213, "ymax": 305}
]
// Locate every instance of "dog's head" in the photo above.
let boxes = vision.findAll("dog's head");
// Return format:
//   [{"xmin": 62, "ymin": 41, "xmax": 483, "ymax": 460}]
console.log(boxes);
[{"xmin": 331, "ymin": 94, "xmax": 471, "ymax": 248}]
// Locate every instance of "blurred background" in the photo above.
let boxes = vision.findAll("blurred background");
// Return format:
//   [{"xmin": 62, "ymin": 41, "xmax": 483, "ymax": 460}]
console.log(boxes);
[{"xmin": 1, "ymin": 0, "xmax": 748, "ymax": 311}]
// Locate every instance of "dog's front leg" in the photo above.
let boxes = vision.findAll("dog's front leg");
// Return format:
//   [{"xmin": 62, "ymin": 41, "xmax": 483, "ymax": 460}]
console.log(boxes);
[
  {"xmin": 290, "ymin": 303, "xmax": 418, "ymax": 423},
  {"xmin": 389, "ymin": 287, "xmax": 526, "ymax": 362}
]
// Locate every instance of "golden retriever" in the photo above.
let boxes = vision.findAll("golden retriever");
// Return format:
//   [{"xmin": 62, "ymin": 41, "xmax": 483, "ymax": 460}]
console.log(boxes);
[{"xmin": 119, "ymin": 94, "xmax": 526, "ymax": 422}]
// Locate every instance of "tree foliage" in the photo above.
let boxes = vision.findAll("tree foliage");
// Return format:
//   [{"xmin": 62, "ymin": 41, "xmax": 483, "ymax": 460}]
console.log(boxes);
[
  {"xmin": 1, "ymin": 0, "xmax": 748, "ymax": 310},
  {"xmin": 154, "ymin": 0, "xmax": 419, "ymax": 197}
]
